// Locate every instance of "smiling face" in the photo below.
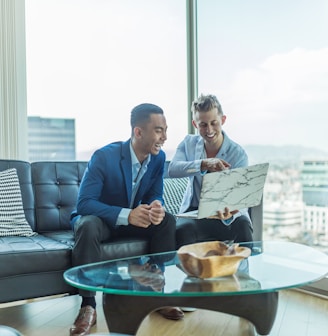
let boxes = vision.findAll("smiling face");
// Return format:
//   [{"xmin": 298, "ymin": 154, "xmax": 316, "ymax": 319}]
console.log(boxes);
[
  {"xmin": 132, "ymin": 113, "xmax": 167, "ymax": 162},
  {"xmin": 192, "ymin": 107, "xmax": 226, "ymax": 148}
]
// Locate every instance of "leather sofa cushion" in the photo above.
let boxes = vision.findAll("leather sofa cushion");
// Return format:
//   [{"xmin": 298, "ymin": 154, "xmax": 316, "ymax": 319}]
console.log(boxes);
[
  {"xmin": 0, "ymin": 235, "xmax": 71, "ymax": 277},
  {"xmin": 43, "ymin": 231, "xmax": 149, "ymax": 261},
  {"xmin": 31, "ymin": 161, "xmax": 87, "ymax": 232}
]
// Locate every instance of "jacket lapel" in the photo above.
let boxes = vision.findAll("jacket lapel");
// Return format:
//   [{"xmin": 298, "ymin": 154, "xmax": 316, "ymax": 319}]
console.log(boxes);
[{"xmin": 121, "ymin": 140, "xmax": 133, "ymax": 206}]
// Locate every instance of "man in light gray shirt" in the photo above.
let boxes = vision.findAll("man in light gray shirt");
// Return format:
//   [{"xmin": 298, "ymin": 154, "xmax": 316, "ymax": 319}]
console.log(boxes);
[{"xmin": 169, "ymin": 94, "xmax": 253, "ymax": 248}]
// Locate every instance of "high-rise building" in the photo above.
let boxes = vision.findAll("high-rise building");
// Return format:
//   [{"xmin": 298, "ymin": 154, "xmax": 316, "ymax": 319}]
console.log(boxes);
[
  {"xmin": 264, "ymin": 201, "xmax": 303, "ymax": 239},
  {"xmin": 301, "ymin": 160, "xmax": 328, "ymax": 244},
  {"xmin": 301, "ymin": 160, "xmax": 328, "ymax": 206},
  {"xmin": 263, "ymin": 167, "xmax": 303, "ymax": 240},
  {"xmin": 28, "ymin": 116, "xmax": 75, "ymax": 161}
]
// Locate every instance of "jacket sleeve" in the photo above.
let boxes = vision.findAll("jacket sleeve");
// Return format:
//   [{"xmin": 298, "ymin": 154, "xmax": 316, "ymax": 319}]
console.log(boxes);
[
  {"xmin": 76, "ymin": 149, "xmax": 123, "ymax": 226},
  {"xmin": 168, "ymin": 135, "xmax": 204, "ymax": 178}
]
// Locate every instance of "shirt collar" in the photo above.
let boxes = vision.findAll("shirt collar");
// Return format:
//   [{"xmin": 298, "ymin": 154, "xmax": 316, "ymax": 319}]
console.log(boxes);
[
  {"xmin": 129, "ymin": 142, "xmax": 151, "ymax": 166},
  {"xmin": 201, "ymin": 130, "xmax": 228, "ymax": 158},
  {"xmin": 130, "ymin": 142, "xmax": 140, "ymax": 167}
]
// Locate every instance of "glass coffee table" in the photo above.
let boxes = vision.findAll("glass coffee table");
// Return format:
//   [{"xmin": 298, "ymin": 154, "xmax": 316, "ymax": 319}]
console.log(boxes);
[{"xmin": 64, "ymin": 241, "xmax": 328, "ymax": 335}]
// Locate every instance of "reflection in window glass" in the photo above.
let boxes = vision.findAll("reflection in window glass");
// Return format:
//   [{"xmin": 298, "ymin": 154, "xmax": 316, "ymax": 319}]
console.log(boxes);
[
  {"xmin": 197, "ymin": 0, "xmax": 328, "ymax": 252},
  {"xmin": 25, "ymin": 0, "xmax": 187, "ymax": 161}
]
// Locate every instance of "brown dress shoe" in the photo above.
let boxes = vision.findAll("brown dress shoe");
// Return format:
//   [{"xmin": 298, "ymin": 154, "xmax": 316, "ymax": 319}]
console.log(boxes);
[
  {"xmin": 70, "ymin": 305, "xmax": 97, "ymax": 336},
  {"xmin": 157, "ymin": 306, "xmax": 184, "ymax": 320}
]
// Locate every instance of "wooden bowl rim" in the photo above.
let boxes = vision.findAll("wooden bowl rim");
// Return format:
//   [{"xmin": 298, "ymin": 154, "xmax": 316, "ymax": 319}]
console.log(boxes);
[{"xmin": 177, "ymin": 241, "xmax": 251, "ymax": 260}]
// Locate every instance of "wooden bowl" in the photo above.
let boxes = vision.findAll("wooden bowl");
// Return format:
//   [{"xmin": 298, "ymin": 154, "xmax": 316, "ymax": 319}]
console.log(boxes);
[{"xmin": 177, "ymin": 241, "xmax": 251, "ymax": 279}]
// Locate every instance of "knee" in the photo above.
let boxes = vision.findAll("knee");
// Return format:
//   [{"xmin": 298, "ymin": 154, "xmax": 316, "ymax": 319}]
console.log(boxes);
[
  {"xmin": 233, "ymin": 216, "xmax": 253, "ymax": 242},
  {"xmin": 165, "ymin": 212, "xmax": 176, "ymax": 226},
  {"xmin": 75, "ymin": 215, "xmax": 103, "ymax": 239},
  {"xmin": 235, "ymin": 216, "xmax": 252, "ymax": 231},
  {"xmin": 161, "ymin": 212, "xmax": 176, "ymax": 232},
  {"xmin": 176, "ymin": 220, "xmax": 197, "ymax": 248}
]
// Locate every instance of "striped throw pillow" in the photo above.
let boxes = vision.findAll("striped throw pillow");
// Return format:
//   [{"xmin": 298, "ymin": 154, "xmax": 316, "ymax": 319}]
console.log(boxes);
[
  {"xmin": 0, "ymin": 168, "xmax": 36, "ymax": 237},
  {"xmin": 163, "ymin": 177, "xmax": 188, "ymax": 216}
]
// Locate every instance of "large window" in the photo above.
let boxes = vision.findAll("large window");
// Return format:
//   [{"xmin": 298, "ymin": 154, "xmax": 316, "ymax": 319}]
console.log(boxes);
[
  {"xmin": 25, "ymin": 0, "xmax": 328, "ymax": 255},
  {"xmin": 25, "ymin": 0, "xmax": 188, "ymax": 161},
  {"xmin": 197, "ymin": 0, "xmax": 328, "ymax": 253},
  {"xmin": 197, "ymin": 0, "xmax": 327, "ymax": 152}
]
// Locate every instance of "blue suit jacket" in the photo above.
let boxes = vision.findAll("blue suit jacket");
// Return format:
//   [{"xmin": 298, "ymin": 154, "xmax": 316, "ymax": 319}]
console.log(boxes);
[{"xmin": 75, "ymin": 139, "xmax": 165, "ymax": 227}]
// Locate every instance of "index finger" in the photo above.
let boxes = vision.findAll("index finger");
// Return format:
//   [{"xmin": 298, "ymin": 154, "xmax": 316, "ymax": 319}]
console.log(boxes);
[{"xmin": 221, "ymin": 159, "xmax": 231, "ymax": 168}]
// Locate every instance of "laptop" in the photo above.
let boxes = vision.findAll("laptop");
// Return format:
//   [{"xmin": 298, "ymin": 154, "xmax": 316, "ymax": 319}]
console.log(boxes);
[{"xmin": 177, "ymin": 162, "xmax": 269, "ymax": 219}]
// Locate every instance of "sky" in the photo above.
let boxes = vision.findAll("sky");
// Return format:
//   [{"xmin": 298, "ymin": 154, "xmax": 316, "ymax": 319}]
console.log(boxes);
[
  {"xmin": 197, "ymin": 0, "xmax": 328, "ymax": 153},
  {"xmin": 25, "ymin": 0, "xmax": 328, "ymax": 158}
]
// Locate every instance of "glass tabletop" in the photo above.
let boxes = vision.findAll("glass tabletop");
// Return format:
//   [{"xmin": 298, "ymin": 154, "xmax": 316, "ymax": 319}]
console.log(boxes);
[{"xmin": 64, "ymin": 241, "xmax": 328, "ymax": 297}]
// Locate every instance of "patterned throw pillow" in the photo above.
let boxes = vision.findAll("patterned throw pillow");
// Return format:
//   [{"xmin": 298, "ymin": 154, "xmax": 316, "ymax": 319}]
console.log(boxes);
[
  {"xmin": 163, "ymin": 177, "xmax": 188, "ymax": 215},
  {"xmin": 0, "ymin": 168, "xmax": 36, "ymax": 237}
]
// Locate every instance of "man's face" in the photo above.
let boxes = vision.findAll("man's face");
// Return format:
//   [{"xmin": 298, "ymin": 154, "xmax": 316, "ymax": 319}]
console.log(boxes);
[
  {"xmin": 192, "ymin": 107, "xmax": 226, "ymax": 145},
  {"xmin": 137, "ymin": 114, "xmax": 168, "ymax": 157}
]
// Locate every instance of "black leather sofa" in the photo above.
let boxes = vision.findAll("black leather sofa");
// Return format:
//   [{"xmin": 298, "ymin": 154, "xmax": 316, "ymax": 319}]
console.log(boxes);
[{"xmin": 0, "ymin": 159, "xmax": 263, "ymax": 304}]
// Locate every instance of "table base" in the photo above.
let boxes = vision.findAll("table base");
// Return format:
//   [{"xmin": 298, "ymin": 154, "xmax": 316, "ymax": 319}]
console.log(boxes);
[{"xmin": 103, "ymin": 291, "xmax": 279, "ymax": 335}]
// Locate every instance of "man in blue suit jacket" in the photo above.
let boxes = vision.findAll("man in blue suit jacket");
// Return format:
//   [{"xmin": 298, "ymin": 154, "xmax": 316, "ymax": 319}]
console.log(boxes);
[{"xmin": 69, "ymin": 103, "xmax": 177, "ymax": 336}]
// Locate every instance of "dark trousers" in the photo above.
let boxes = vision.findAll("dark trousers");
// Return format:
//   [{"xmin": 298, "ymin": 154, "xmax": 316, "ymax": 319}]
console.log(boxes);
[
  {"xmin": 72, "ymin": 212, "xmax": 176, "ymax": 297},
  {"xmin": 176, "ymin": 215, "xmax": 253, "ymax": 249}
]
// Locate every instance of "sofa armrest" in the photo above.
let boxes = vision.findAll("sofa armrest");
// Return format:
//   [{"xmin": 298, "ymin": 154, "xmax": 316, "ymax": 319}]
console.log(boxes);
[{"xmin": 248, "ymin": 198, "xmax": 263, "ymax": 241}]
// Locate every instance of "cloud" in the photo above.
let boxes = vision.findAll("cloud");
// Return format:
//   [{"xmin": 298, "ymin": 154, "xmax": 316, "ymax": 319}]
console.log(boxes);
[
  {"xmin": 223, "ymin": 48, "xmax": 328, "ymax": 151},
  {"xmin": 229, "ymin": 48, "xmax": 328, "ymax": 111},
  {"xmin": 261, "ymin": 48, "xmax": 328, "ymax": 102}
]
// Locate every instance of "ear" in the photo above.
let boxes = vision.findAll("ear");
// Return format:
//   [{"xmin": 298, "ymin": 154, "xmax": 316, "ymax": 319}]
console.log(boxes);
[
  {"xmin": 192, "ymin": 120, "xmax": 198, "ymax": 129},
  {"xmin": 221, "ymin": 115, "xmax": 227, "ymax": 125},
  {"xmin": 134, "ymin": 127, "xmax": 142, "ymax": 139}
]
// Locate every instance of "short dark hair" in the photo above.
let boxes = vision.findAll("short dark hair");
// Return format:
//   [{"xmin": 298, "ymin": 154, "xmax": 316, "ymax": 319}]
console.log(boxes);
[
  {"xmin": 191, "ymin": 94, "xmax": 223, "ymax": 116},
  {"xmin": 130, "ymin": 103, "xmax": 164, "ymax": 130}
]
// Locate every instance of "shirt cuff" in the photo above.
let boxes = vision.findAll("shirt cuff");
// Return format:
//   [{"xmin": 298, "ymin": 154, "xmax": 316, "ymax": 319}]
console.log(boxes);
[
  {"xmin": 222, "ymin": 212, "xmax": 241, "ymax": 226},
  {"xmin": 186, "ymin": 160, "xmax": 205, "ymax": 175},
  {"xmin": 116, "ymin": 208, "xmax": 131, "ymax": 226}
]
